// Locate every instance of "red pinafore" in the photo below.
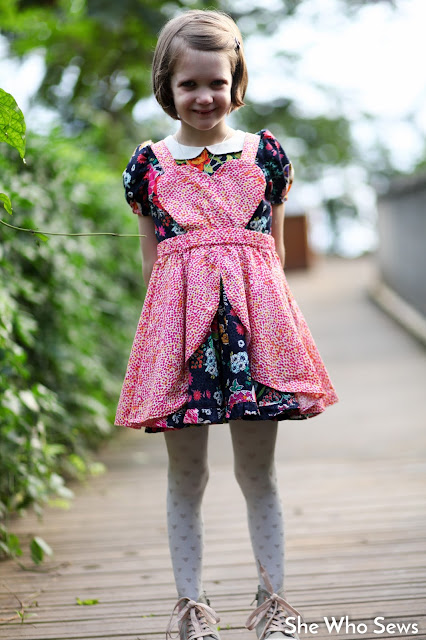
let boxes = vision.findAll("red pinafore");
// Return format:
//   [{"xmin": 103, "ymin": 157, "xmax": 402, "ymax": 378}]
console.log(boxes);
[{"xmin": 115, "ymin": 133, "xmax": 338, "ymax": 430}]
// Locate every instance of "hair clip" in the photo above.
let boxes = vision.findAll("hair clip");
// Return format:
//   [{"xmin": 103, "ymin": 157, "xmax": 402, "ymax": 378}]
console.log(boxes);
[{"xmin": 234, "ymin": 37, "xmax": 240, "ymax": 51}]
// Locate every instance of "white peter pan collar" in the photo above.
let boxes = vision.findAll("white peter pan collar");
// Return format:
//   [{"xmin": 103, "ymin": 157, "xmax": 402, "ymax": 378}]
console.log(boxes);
[{"xmin": 164, "ymin": 129, "xmax": 246, "ymax": 159}]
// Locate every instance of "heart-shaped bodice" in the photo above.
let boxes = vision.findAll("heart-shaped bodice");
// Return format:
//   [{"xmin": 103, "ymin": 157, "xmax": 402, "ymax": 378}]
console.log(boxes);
[{"xmin": 152, "ymin": 136, "xmax": 266, "ymax": 230}]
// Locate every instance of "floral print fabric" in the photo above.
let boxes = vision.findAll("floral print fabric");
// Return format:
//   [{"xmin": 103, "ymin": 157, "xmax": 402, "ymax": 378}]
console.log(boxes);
[{"xmin": 116, "ymin": 130, "xmax": 337, "ymax": 433}]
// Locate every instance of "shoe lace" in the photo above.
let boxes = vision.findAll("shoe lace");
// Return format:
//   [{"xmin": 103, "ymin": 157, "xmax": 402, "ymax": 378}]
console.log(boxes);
[
  {"xmin": 166, "ymin": 597, "xmax": 220, "ymax": 640},
  {"xmin": 245, "ymin": 564, "xmax": 303, "ymax": 640},
  {"xmin": 265, "ymin": 600, "xmax": 297, "ymax": 638},
  {"xmin": 246, "ymin": 596, "xmax": 302, "ymax": 640}
]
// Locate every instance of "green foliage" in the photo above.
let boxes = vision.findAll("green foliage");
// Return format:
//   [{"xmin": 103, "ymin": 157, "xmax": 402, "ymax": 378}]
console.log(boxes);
[
  {"xmin": 76, "ymin": 597, "xmax": 99, "ymax": 605},
  {"xmin": 0, "ymin": 88, "xmax": 26, "ymax": 225},
  {"xmin": 0, "ymin": 192, "xmax": 13, "ymax": 215},
  {"xmin": 0, "ymin": 524, "xmax": 53, "ymax": 570},
  {"xmin": 30, "ymin": 536, "xmax": 53, "ymax": 564},
  {"xmin": 0, "ymin": 526, "xmax": 23, "ymax": 558},
  {"xmin": 0, "ymin": 88, "xmax": 26, "ymax": 159},
  {"xmin": 16, "ymin": 609, "xmax": 38, "ymax": 624},
  {"xmin": 0, "ymin": 128, "xmax": 145, "ymax": 560}
]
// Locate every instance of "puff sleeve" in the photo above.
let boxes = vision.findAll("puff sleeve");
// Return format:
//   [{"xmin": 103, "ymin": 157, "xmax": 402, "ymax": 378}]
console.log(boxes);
[
  {"xmin": 258, "ymin": 129, "xmax": 294, "ymax": 204},
  {"xmin": 122, "ymin": 141, "xmax": 153, "ymax": 216}
]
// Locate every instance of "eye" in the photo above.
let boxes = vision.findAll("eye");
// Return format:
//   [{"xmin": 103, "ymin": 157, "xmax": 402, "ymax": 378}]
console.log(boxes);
[{"xmin": 212, "ymin": 80, "xmax": 226, "ymax": 86}]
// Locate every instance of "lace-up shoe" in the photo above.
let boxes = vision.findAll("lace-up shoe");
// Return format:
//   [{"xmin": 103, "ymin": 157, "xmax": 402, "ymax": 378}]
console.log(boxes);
[
  {"xmin": 245, "ymin": 564, "xmax": 302, "ymax": 640},
  {"xmin": 166, "ymin": 592, "xmax": 221, "ymax": 640}
]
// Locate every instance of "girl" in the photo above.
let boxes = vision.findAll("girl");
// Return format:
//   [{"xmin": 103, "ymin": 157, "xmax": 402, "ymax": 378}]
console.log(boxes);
[{"xmin": 115, "ymin": 9, "xmax": 338, "ymax": 640}]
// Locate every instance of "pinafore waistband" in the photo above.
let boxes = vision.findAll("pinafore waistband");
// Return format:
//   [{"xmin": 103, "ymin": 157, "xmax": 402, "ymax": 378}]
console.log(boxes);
[{"xmin": 156, "ymin": 227, "xmax": 276, "ymax": 258}]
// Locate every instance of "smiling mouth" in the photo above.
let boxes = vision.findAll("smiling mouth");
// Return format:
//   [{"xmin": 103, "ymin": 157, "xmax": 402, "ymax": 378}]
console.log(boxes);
[{"xmin": 193, "ymin": 108, "xmax": 215, "ymax": 114}]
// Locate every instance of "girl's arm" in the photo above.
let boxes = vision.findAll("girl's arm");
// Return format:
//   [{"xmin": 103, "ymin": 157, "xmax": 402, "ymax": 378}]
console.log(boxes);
[
  {"xmin": 271, "ymin": 202, "xmax": 285, "ymax": 268},
  {"xmin": 137, "ymin": 215, "xmax": 158, "ymax": 287}
]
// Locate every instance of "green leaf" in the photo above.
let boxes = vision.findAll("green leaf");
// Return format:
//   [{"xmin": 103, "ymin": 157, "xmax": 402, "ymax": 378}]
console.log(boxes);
[
  {"xmin": 0, "ymin": 192, "xmax": 12, "ymax": 215},
  {"xmin": 0, "ymin": 89, "xmax": 26, "ymax": 159},
  {"xmin": 48, "ymin": 498, "xmax": 71, "ymax": 510},
  {"xmin": 33, "ymin": 231, "xmax": 49, "ymax": 242},
  {"xmin": 0, "ymin": 541, "xmax": 11, "ymax": 556},
  {"xmin": 16, "ymin": 610, "xmax": 37, "ymax": 624},
  {"xmin": 88, "ymin": 461, "xmax": 106, "ymax": 477},
  {"xmin": 76, "ymin": 598, "xmax": 99, "ymax": 606},
  {"xmin": 30, "ymin": 536, "xmax": 53, "ymax": 565},
  {"xmin": 0, "ymin": 529, "xmax": 23, "ymax": 558},
  {"xmin": 68, "ymin": 453, "xmax": 87, "ymax": 475},
  {"xmin": 19, "ymin": 389, "xmax": 39, "ymax": 412},
  {"xmin": 6, "ymin": 533, "xmax": 23, "ymax": 557}
]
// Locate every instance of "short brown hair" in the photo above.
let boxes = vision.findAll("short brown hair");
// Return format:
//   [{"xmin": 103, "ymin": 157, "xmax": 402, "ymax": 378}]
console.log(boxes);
[{"xmin": 152, "ymin": 9, "xmax": 248, "ymax": 120}]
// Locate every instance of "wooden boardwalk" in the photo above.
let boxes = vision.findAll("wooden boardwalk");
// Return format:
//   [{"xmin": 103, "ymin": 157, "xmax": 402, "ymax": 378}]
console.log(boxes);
[{"xmin": 1, "ymin": 256, "xmax": 426, "ymax": 640}]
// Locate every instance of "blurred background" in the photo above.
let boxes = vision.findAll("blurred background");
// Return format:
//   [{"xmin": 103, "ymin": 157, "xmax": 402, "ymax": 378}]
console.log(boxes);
[{"xmin": 1, "ymin": 0, "xmax": 425, "ymax": 553}]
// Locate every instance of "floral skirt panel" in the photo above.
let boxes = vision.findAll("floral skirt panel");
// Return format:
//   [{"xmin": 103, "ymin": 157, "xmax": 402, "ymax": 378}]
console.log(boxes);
[{"xmin": 146, "ymin": 278, "xmax": 309, "ymax": 433}]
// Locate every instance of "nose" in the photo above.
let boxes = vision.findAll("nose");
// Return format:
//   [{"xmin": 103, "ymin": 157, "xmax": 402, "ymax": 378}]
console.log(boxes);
[{"xmin": 195, "ymin": 88, "xmax": 213, "ymax": 105}]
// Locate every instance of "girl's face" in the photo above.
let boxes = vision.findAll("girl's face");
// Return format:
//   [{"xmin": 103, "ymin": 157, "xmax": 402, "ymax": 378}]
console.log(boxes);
[{"xmin": 170, "ymin": 48, "xmax": 233, "ymax": 138}]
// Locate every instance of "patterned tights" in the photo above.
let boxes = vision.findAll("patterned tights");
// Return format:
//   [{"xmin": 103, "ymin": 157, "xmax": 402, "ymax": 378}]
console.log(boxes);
[{"xmin": 164, "ymin": 420, "xmax": 284, "ymax": 600}]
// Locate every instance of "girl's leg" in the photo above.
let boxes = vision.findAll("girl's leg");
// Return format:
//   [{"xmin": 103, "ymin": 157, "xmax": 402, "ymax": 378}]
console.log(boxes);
[
  {"xmin": 229, "ymin": 420, "xmax": 284, "ymax": 592},
  {"xmin": 164, "ymin": 426, "xmax": 210, "ymax": 600}
]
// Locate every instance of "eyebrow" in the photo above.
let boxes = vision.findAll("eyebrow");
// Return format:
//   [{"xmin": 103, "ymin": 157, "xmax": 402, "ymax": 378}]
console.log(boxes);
[{"xmin": 176, "ymin": 76, "xmax": 229, "ymax": 84}]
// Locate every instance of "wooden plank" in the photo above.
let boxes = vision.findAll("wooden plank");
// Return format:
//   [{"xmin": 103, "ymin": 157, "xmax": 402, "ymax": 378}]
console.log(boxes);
[
  {"xmin": 2, "ymin": 589, "xmax": 426, "ymax": 624},
  {"xmin": 1, "ymin": 550, "xmax": 424, "ymax": 586},
  {"xmin": 2, "ymin": 539, "xmax": 426, "ymax": 583},
  {"xmin": 2, "ymin": 572, "xmax": 425, "ymax": 614},
  {"xmin": 4, "ymin": 529, "xmax": 426, "ymax": 563}
]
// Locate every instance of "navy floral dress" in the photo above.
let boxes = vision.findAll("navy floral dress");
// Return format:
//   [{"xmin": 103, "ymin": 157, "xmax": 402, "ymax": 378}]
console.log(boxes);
[{"xmin": 123, "ymin": 129, "xmax": 308, "ymax": 433}]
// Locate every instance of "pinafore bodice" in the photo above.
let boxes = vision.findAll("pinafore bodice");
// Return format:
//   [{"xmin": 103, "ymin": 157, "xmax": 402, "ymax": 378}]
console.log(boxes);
[{"xmin": 151, "ymin": 133, "xmax": 266, "ymax": 230}]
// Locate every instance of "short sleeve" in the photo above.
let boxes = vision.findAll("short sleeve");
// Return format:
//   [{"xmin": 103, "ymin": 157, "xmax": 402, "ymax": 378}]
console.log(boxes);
[
  {"xmin": 258, "ymin": 129, "xmax": 294, "ymax": 204},
  {"xmin": 122, "ymin": 140, "xmax": 153, "ymax": 216}
]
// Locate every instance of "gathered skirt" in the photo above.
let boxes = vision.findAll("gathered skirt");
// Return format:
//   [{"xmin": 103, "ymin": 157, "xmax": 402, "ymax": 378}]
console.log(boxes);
[{"xmin": 146, "ymin": 278, "xmax": 309, "ymax": 433}]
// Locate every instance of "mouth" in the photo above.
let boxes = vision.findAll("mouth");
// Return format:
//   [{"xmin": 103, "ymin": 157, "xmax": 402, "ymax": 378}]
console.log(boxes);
[{"xmin": 193, "ymin": 108, "xmax": 215, "ymax": 115}]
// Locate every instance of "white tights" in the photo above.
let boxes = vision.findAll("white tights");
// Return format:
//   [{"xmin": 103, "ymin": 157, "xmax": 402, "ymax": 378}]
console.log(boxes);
[{"xmin": 164, "ymin": 420, "xmax": 284, "ymax": 600}]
